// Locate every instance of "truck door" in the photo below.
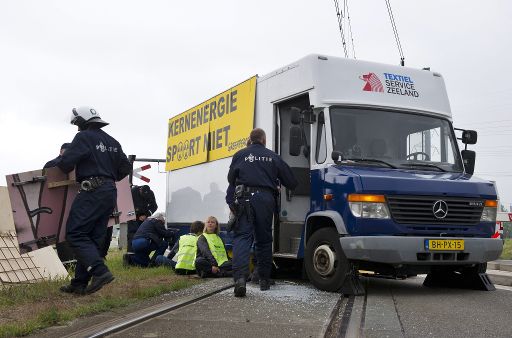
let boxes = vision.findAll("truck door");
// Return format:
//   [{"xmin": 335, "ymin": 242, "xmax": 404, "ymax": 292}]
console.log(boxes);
[{"xmin": 275, "ymin": 94, "xmax": 311, "ymax": 256}]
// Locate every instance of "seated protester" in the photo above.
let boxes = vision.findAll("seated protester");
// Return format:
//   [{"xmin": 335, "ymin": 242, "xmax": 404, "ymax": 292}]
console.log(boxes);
[
  {"xmin": 167, "ymin": 221, "xmax": 204, "ymax": 275},
  {"xmin": 195, "ymin": 216, "xmax": 233, "ymax": 278},
  {"xmin": 124, "ymin": 212, "xmax": 178, "ymax": 267}
]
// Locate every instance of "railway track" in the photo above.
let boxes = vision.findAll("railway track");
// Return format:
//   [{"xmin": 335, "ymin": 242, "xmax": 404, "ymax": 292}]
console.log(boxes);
[
  {"xmin": 63, "ymin": 283, "xmax": 234, "ymax": 338},
  {"xmin": 36, "ymin": 276, "xmax": 512, "ymax": 338},
  {"xmin": 323, "ymin": 277, "xmax": 405, "ymax": 338},
  {"xmin": 64, "ymin": 278, "xmax": 367, "ymax": 338},
  {"xmin": 323, "ymin": 294, "xmax": 369, "ymax": 338}
]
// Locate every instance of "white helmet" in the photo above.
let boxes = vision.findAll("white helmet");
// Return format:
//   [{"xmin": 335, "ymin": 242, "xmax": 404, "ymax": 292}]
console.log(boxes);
[{"xmin": 70, "ymin": 106, "xmax": 109, "ymax": 129}]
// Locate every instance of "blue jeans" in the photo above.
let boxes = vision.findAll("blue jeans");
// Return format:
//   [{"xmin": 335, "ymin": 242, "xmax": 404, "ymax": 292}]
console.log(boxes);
[
  {"xmin": 66, "ymin": 182, "xmax": 116, "ymax": 286},
  {"xmin": 155, "ymin": 255, "xmax": 174, "ymax": 268},
  {"xmin": 131, "ymin": 238, "xmax": 168, "ymax": 267},
  {"xmin": 232, "ymin": 191, "xmax": 275, "ymax": 281}
]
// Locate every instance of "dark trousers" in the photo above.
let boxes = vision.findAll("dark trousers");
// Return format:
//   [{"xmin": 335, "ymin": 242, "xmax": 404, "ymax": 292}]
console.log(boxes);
[
  {"xmin": 100, "ymin": 226, "xmax": 113, "ymax": 258},
  {"xmin": 175, "ymin": 268, "xmax": 197, "ymax": 275},
  {"xmin": 66, "ymin": 183, "xmax": 116, "ymax": 286},
  {"xmin": 195, "ymin": 257, "xmax": 233, "ymax": 277},
  {"xmin": 131, "ymin": 238, "xmax": 168, "ymax": 267},
  {"xmin": 232, "ymin": 191, "xmax": 275, "ymax": 281},
  {"xmin": 56, "ymin": 241, "xmax": 75, "ymax": 262}
]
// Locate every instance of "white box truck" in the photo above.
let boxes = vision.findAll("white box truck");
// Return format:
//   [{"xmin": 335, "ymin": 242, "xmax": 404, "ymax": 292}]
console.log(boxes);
[{"xmin": 165, "ymin": 54, "xmax": 503, "ymax": 294}]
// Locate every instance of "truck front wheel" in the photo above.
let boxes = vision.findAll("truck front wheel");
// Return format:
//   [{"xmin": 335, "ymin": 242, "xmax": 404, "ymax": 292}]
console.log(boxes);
[{"xmin": 304, "ymin": 227, "xmax": 348, "ymax": 292}]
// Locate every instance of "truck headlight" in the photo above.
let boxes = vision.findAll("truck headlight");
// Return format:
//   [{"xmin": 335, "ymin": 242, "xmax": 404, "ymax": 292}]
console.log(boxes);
[
  {"xmin": 348, "ymin": 194, "xmax": 390, "ymax": 219},
  {"xmin": 481, "ymin": 200, "xmax": 497, "ymax": 222}
]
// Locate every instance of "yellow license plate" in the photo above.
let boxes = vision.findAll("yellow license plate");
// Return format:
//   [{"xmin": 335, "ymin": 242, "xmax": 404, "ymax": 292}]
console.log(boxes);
[{"xmin": 425, "ymin": 239, "xmax": 464, "ymax": 251}]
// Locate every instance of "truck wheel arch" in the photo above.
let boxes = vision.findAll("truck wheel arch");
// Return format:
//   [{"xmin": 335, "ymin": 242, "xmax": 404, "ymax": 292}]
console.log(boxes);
[{"xmin": 305, "ymin": 211, "xmax": 347, "ymax": 247}]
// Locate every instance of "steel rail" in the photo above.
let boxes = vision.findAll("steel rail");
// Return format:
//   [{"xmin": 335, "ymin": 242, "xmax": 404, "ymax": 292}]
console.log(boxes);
[{"xmin": 63, "ymin": 283, "xmax": 234, "ymax": 338}]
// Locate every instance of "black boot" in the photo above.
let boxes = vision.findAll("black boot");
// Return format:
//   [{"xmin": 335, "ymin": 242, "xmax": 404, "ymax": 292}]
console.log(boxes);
[
  {"xmin": 234, "ymin": 278, "xmax": 246, "ymax": 297},
  {"xmin": 249, "ymin": 269, "xmax": 260, "ymax": 284},
  {"xmin": 60, "ymin": 284, "xmax": 86, "ymax": 295},
  {"xmin": 85, "ymin": 271, "xmax": 115, "ymax": 294},
  {"xmin": 260, "ymin": 279, "xmax": 270, "ymax": 291}
]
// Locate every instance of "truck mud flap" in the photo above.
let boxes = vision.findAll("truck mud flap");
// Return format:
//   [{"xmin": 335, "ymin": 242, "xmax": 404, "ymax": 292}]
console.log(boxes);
[{"xmin": 423, "ymin": 269, "xmax": 496, "ymax": 291}]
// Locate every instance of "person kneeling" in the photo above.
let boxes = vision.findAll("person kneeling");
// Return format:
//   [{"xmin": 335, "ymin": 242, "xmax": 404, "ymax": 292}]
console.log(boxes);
[
  {"xmin": 124, "ymin": 212, "xmax": 178, "ymax": 267},
  {"xmin": 195, "ymin": 216, "xmax": 233, "ymax": 278}
]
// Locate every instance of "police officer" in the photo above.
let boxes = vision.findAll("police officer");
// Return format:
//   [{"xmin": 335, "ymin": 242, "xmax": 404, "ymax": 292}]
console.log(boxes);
[
  {"xmin": 127, "ymin": 185, "xmax": 158, "ymax": 252},
  {"xmin": 227, "ymin": 128, "xmax": 297, "ymax": 297},
  {"xmin": 57, "ymin": 106, "xmax": 131, "ymax": 295},
  {"xmin": 43, "ymin": 143, "xmax": 71, "ymax": 169}
]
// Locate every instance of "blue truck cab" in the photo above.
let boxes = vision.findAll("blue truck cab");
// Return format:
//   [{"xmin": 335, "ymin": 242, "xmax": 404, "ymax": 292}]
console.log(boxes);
[{"xmin": 166, "ymin": 54, "xmax": 503, "ymax": 293}]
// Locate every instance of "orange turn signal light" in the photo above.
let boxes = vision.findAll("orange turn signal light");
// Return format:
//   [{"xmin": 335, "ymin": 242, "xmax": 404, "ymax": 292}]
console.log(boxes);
[
  {"xmin": 485, "ymin": 200, "xmax": 498, "ymax": 207},
  {"xmin": 324, "ymin": 194, "xmax": 333, "ymax": 201},
  {"xmin": 347, "ymin": 194, "xmax": 386, "ymax": 203}
]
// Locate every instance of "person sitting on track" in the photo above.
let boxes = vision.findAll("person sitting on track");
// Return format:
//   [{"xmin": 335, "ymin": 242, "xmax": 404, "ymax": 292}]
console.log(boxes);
[
  {"xmin": 195, "ymin": 216, "xmax": 233, "ymax": 278},
  {"xmin": 166, "ymin": 221, "xmax": 204, "ymax": 275}
]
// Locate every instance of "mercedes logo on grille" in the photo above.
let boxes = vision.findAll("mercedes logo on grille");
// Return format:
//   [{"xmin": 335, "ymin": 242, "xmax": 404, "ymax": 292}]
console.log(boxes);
[{"xmin": 432, "ymin": 200, "xmax": 448, "ymax": 219}]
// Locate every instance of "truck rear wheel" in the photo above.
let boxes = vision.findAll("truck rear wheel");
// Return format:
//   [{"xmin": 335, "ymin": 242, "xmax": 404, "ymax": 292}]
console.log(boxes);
[{"xmin": 304, "ymin": 227, "xmax": 347, "ymax": 292}]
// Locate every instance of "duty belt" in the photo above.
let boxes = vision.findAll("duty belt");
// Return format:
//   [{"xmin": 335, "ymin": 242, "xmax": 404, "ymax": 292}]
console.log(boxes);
[
  {"xmin": 80, "ymin": 176, "xmax": 113, "ymax": 192},
  {"xmin": 235, "ymin": 185, "xmax": 276, "ymax": 197}
]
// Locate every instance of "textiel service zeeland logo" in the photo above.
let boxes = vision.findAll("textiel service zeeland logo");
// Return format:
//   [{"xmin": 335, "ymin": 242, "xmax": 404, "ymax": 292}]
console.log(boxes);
[
  {"xmin": 359, "ymin": 72, "xmax": 384, "ymax": 92},
  {"xmin": 360, "ymin": 72, "xmax": 419, "ymax": 97}
]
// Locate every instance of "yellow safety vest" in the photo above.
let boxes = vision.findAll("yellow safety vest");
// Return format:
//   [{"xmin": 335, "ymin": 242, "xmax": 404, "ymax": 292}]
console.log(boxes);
[
  {"xmin": 175, "ymin": 234, "xmax": 198, "ymax": 270},
  {"xmin": 202, "ymin": 233, "xmax": 228, "ymax": 267}
]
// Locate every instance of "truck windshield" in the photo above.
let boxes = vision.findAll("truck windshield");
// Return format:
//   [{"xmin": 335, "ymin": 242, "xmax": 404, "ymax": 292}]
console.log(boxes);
[{"xmin": 329, "ymin": 107, "xmax": 463, "ymax": 172}]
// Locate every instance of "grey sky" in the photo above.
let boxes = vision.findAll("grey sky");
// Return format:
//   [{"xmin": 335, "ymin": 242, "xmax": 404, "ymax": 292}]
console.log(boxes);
[{"xmin": 1, "ymin": 0, "xmax": 511, "ymax": 211}]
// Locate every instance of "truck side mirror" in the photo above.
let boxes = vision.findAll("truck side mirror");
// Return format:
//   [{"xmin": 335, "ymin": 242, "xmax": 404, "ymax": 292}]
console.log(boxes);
[
  {"xmin": 461, "ymin": 150, "xmax": 475, "ymax": 175},
  {"xmin": 303, "ymin": 106, "xmax": 316, "ymax": 124},
  {"xmin": 289, "ymin": 126, "xmax": 302, "ymax": 156},
  {"xmin": 290, "ymin": 107, "xmax": 301, "ymax": 125},
  {"xmin": 462, "ymin": 130, "xmax": 477, "ymax": 144}
]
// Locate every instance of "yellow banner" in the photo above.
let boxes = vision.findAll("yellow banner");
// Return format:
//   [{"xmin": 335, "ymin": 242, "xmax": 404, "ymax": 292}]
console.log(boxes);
[{"xmin": 166, "ymin": 76, "xmax": 256, "ymax": 171}]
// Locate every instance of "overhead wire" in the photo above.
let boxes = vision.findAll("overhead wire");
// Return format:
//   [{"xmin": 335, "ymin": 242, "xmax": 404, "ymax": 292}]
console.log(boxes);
[
  {"xmin": 385, "ymin": 0, "xmax": 405, "ymax": 66},
  {"xmin": 344, "ymin": 0, "xmax": 357, "ymax": 58},
  {"xmin": 333, "ymin": 0, "xmax": 349, "ymax": 58}
]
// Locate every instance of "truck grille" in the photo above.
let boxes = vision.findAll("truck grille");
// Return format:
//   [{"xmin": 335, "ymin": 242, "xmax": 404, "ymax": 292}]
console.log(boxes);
[{"xmin": 387, "ymin": 195, "xmax": 484, "ymax": 225}]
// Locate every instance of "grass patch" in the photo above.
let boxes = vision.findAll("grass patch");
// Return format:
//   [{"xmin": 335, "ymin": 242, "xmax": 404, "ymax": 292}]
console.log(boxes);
[
  {"xmin": 0, "ymin": 250, "xmax": 200, "ymax": 337},
  {"xmin": 500, "ymin": 238, "xmax": 512, "ymax": 260},
  {"xmin": 0, "ymin": 279, "xmax": 63, "ymax": 308}
]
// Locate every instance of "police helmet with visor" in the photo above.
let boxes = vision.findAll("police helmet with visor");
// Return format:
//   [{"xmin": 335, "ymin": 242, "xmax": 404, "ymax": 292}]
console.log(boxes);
[{"xmin": 70, "ymin": 106, "xmax": 109, "ymax": 130}]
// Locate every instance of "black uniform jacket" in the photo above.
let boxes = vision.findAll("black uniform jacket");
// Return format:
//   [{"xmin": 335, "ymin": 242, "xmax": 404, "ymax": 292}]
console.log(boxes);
[
  {"xmin": 43, "ymin": 155, "xmax": 62, "ymax": 169},
  {"xmin": 132, "ymin": 185, "xmax": 158, "ymax": 217},
  {"xmin": 133, "ymin": 218, "xmax": 179, "ymax": 247},
  {"xmin": 56, "ymin": 128, "xmax": 131, "ymax": 182},
  {"xmin": 227, "ymin": 143, "xmax": 298, "ymax": 192}
]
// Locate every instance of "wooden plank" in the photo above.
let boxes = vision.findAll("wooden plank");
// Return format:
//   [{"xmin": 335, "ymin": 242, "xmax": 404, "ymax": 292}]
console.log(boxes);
[{"xmin": 48, "ymin": 180, "xmax": 76, "ymax": 189}]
